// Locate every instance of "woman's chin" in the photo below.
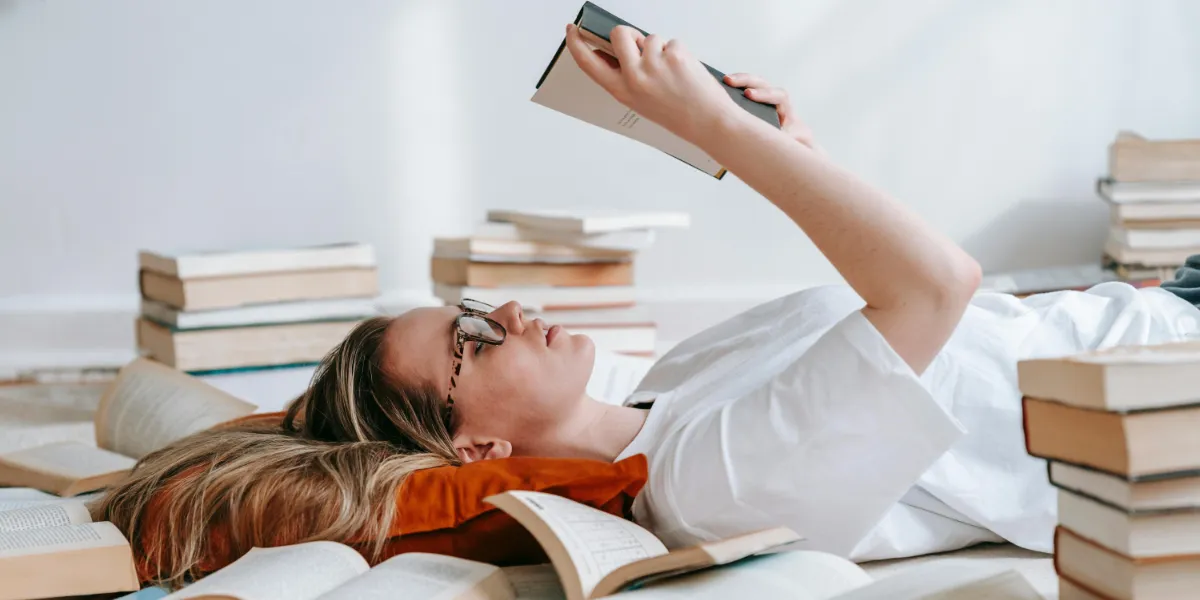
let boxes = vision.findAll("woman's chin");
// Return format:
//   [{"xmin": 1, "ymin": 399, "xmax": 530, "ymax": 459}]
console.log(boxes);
[{"xmin": 573, "ymin": 333, "xmax": 597, "ymax": 365}]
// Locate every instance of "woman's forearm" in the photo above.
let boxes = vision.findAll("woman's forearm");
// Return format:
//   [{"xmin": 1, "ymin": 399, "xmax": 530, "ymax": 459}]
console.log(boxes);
[{"xmin": 697, "ymin": 111, "xmax": 981, "ymax": 374}]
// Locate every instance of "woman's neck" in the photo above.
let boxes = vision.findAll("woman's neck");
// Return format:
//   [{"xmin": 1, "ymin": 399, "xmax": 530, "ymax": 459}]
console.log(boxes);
[{"xmin": 525, "ymin": 396, "xmax": 649, "ymax": 462}]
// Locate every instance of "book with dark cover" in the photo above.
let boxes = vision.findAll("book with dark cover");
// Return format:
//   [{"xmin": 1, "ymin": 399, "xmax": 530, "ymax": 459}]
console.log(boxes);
[{"xmin": 534, "ymin": 2, "xmax": 781, "ymax": 179}]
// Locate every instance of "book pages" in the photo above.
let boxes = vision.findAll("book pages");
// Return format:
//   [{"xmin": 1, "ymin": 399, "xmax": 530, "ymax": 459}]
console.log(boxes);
[
  {"xmin": 0, "ymin": 488, "xmax": 82, "ymax": 512},
  {"xmin": 0, "ymin": 442, "xmax": 136, "ymax": 480},
  {"xmin": 0, "ymin": 488, "xmax": 58, "ymax": 502},
  {"xmin": 503, "ymin": 565, "xmax": 566, "ymax": 600},
  {"xmin": 0, "ymin": 521, "xmax": 126, "ymax": 558},
  {"xmin": 502, "ymin": 491, "xmax": 667, "ymax": 600},
  {"xmin": 165, "ymin": 542, "xmax": 369, "ymax": 600},
  {"xmin": 0, "ymin": 501, "xmax": 90, "ymax": 532},
  {"xmin": 316, "ymin": 553, "xmax": 510, "ymax": 600},
  {"xmin": 0, "ymin": 382, "xmax": 104, "ymax": 455},
  {"xmin": 608, "ymin": 552, "xmax": 870, "ymax": 600},
  {"xmin": 94, "ymin": 359, "xmax": 255, "ymax": 459},
  {"xmin": 830, "ymin": 562, "xmax": 1040, "ymax": 600}
]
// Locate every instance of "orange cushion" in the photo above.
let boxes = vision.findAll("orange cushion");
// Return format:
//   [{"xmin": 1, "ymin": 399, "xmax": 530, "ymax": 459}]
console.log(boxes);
[
  {"xmin": 373, "ymin": 454, "xmax": 647, "ymax": 566},
  {"xmin": 134, "ymin": 412, "xmax": 648, "ymax": 581}
]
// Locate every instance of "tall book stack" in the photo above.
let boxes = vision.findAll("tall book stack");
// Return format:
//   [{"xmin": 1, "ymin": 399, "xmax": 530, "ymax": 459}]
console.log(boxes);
[
  {"xmin": 136, "ymin": 243, "xmax": 382, "ymax": 408},
  {"xmin": 1100, "ymin": 131, "xmax": 1200, "ymax": 281},
  {"xmin": 1018, "ymin": 342, "xmax": 1200, "ymax": 599},
  {"xmin": 431, "ymin": 210, "xmax": 690, "ymax": 357}
]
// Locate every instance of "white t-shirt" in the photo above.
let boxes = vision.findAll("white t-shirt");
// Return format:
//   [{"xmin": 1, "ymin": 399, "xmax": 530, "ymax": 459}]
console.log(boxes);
[{"xmin": 615, "ymin": 283, "xmax": 1200, "ymax": 561}]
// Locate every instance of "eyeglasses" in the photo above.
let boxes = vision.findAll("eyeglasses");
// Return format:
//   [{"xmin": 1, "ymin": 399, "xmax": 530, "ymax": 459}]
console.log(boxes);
[{"xmin": 446, "ymin": 299, "xmax": 506, "ymax": 417}]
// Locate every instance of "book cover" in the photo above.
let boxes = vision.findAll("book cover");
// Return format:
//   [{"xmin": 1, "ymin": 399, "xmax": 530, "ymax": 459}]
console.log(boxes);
[{"xmin": 533, "ymin": 2, "xmax": 780, "ymax": 179}]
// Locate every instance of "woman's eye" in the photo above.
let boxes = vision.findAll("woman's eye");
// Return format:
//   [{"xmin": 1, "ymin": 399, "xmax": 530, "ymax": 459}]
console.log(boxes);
[{"xmin": 473, "ymin": 342, "xmax": 485, "ymax": 356}]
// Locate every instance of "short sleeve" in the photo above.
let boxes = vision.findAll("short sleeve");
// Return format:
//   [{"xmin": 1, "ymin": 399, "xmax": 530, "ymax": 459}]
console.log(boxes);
[{"xmin": 639, "ymin": 310, "xmax": 966, "ymax": 556}]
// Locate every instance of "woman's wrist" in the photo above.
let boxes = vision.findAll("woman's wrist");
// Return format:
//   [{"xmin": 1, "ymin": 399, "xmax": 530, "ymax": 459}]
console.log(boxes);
[{"xmin": 690, "ymin": 105, "xmax": 758, "ymax": 156}]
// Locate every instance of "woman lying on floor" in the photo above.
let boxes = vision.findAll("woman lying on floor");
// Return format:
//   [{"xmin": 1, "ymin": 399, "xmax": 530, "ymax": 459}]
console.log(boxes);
[{"xmin": 96, "ymin": 23, "xmax": 1200, "ymax": 586}]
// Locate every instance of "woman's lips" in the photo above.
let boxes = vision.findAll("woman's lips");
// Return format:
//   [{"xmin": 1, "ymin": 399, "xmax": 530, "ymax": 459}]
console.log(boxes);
[{"xmin": 546, "ymin": 325, "xmax": 562, "ymax": 346}]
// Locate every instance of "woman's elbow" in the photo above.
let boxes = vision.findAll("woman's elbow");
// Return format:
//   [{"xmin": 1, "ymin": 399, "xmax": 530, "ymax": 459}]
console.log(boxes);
[{"xmin": 933, "ymin": 255, "xmax": 982, "ymax": 309}]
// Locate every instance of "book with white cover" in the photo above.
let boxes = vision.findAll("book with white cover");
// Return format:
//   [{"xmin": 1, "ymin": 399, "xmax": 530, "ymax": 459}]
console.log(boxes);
[
  {"xmin": 1050, "ymin": 461, "xmax": 1200, "ymax": 512},
  {"xmin": 141, "ymin": 298, "xmax": 380, "ymax": 330},
  {"xmin": 1111, "ymin": 225, "xmax": 1200, "ymax": 249},
  {"xmin": 1109, "ymin": 199, "xmax": 1200, "ymax": 222},
  {"xmin": 1097, "ymin": 178, "xmax": 1200, "ymax": 203},
  {"xmin": 1057, "ymin": 488, "xmax": 1200, "ymax": 557},
  {"xmin": 1104, "ymin": 236, "xmax": 1198, "ymax": 266},
  {"xmin": 487, "ymin": 210, "xmax": 690, "ymax": 235},
  {"xmin": 434, "ymin": 283, "xmax": 636, "ymax": 311},
  {"xmin": 139, "ymin": 243, "xmax": 376, "ymax": 279},
  {"xmin": 474, "ymin": 222, "xmax": 657, "ymax": 252}
]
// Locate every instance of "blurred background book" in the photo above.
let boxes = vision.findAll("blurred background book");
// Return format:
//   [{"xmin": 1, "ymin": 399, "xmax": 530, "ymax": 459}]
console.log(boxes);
[{"xmin": 432, "ymin": 209, "xmax": 689, "ymax": 358}]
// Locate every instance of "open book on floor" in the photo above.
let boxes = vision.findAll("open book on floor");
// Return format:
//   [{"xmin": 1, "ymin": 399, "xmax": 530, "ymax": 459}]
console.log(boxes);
[
  {"xmin": 533, "ymin": 2, "xmax": 780, "ymax": 179},
  {"xmin": 158, "ymin": 490, "xmax": 1041, "ymax": 600},
  {"xmin": 0, "ymin": 500, "xmax": 139, "ymax": 599},
  {"xmin": 0, "ymin": 358, "xmax": 256, "ymax": 496}
]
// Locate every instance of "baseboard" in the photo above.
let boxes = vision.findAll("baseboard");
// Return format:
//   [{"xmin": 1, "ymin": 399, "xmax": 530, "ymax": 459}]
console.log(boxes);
[{"xmin": 0, "ymin": 283, "xmax": 825, "ymax": 371}]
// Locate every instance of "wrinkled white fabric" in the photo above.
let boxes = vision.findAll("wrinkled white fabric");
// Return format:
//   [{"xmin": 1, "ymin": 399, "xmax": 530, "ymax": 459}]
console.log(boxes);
[{"xmin": 615, "ymin": 283, "xmax": 1200, "ymax": 561}]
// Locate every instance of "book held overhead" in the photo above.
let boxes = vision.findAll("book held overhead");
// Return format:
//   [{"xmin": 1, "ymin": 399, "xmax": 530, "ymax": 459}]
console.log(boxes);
[{"xmin": 532, "ymin": 1, "xmax": 779, "ymax": 178}]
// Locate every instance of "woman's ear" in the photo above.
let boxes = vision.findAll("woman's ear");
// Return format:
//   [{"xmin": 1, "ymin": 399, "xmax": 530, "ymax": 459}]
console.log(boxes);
[{"xmin": 453, "ymin": 436, "xmax": 512, "ymax": 463}]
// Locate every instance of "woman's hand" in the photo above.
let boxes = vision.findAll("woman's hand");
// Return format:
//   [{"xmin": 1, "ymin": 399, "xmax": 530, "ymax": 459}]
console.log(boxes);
[
  {"xmin": 564, "ymin": 23, "xmax": 741, "ymax": 146},
  {"xmin": 723, "ymin": 73, "xmax": 821, "ymax": 153}
]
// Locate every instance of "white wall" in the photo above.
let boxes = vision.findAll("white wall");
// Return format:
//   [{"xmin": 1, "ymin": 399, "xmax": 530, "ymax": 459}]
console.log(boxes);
[{"xmin": 1, "ymin": 0, "xmax": 1199, "ymax": 366}]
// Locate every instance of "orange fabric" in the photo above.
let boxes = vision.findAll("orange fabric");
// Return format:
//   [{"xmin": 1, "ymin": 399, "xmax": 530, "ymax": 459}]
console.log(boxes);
[{"xmin": 133, "ymin": 412, "xmax": 648, "ymax": 582}]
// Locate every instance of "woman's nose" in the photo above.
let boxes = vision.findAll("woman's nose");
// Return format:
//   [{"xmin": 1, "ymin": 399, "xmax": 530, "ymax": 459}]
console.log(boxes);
[{"xmin": 492, "ymin": 301, "xmax": 525, "ymax": 335}]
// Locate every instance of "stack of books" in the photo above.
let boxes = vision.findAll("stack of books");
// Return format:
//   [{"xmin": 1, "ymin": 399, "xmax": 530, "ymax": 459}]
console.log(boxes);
[
  {"xmin": 1019, "ymin": 342, "xmax": 1200, "ymax": 599},
  {"xmin": 1100, "ymin": 131, "xmax": 1200, "ymax": 280},
  {"xmin": 135, "ymin": 243, "xmax": 381, "ymax": 394},
  {"xmin": 431, "ymin": 210, "xmax": 689, "ymax": 357}
]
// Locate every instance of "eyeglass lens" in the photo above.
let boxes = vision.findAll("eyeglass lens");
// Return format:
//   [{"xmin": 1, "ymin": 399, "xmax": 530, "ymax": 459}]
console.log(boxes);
[{"xmin": 459, "ymin": 314, "xmax": 505, "ymax": 341}]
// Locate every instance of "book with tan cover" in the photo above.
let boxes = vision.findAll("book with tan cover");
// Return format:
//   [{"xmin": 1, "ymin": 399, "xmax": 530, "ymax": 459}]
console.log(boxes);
[
  {"xmin": 0, "ymin": 501, "xmax": 138, "ymax": 600},
  {"xmin": 140, "ymin": 267, "xmax": 379, "ymax": 311},
  {"xmin": 1021, "ymin": 396, "xmax": 1200, "ymax": 479},
  {"xmin": 1055, "ymin": 526, "xmax": 1200, "ymax": 600},
  {"xmin": 430, "ymin": 258, "xmax": 634, "ymax": 288},
  {"xmin": 1017, "ymin": 340, "xmax": 1200, "ymax": 411},
  {"xmin": 137, "ymin": 317, "xmax": 359, "ymax": 373},
  {"xmin": 0, "ymin": 359, "xmax": 255, "ymax": 496},
  {"xmin": 1109, "ymin": 131, "xmax": 1200, "ymax": 183}
]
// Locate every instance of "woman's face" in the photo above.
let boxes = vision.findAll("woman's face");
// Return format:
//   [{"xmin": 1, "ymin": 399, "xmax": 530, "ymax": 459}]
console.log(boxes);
[{"xmin": 382, "ymin": 301, "xmax": 595, "ymax": 460}]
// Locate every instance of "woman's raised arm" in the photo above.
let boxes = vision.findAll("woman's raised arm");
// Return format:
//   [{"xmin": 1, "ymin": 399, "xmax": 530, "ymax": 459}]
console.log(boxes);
[{"xmin": 565, "ymin": 24, "xmax": 981, "ymax": 374}]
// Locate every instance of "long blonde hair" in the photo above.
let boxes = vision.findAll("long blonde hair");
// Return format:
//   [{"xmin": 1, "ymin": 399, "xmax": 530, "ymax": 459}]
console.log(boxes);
[{"xmin": 92, "ymin": 316, "xmax": 462, "ymax": 589}]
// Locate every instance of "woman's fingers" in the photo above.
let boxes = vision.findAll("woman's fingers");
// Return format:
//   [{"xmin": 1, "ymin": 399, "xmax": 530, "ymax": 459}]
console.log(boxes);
[
  {"xmin": 609, "ymin": 25, "xmax": 644, "ymax": 68},
  {"xmin": 565, "ymin": 24, "xmax": 622, "ymax": 93},
  {"xmin": 743, "ymin": 86, "xmax": 788, "ymax": 105},
  {"xmin": 743, "ymin": 86, "xmax": 795, "ymax": 123},
  {"xmin": 724, "ymin": 72, "xmax": 771, "ymax": 90},
  {"xmin": 642, "ymin": 33, "xmax": 666, "ymax": 61}
]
